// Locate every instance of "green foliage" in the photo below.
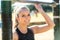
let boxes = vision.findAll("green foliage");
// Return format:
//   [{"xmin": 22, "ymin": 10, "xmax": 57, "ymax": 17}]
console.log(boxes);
[
  {"xmin": 42, "ymin": 5, "xmax": 52, "ymax": 12},
  {"xmin": 27, "ymin": 5, "xmax": 38, "ymax": 12}
]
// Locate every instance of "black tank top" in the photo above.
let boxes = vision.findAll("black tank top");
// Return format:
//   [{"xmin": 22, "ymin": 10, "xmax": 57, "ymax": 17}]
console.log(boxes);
[{"xmin": 16, "ymin": 28, "xmax": 34, "ymax": 40}]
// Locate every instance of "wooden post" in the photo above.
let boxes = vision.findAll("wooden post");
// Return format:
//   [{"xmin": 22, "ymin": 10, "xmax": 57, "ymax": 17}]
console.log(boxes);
[
  {"xmin": 1, "ymin": 1, "xmax": 12, "ymax": 40},
  {"xmin": 54, "ymin": 0, "xmax": 60, "ymax": 40}
]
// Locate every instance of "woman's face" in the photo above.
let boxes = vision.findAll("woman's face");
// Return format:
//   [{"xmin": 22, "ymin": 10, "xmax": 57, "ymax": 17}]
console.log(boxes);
[{"xmin": 17, "ymin": 8, "xmax": 31, "ymax": 26}]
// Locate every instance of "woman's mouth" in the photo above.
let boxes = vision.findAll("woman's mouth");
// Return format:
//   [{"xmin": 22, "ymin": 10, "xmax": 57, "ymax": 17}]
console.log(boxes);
[{"xmin": 24, "ymin": 20, "xmax": 30, "ymax": 23}]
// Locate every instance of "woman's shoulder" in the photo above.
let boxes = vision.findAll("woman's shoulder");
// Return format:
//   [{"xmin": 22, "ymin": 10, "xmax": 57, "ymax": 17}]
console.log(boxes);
[{"xmin": 13, "ymin": 32, "xmax": 18, "ymax": 40}]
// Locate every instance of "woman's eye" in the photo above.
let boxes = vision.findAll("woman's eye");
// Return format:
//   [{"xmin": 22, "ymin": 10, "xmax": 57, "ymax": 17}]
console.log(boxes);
[
  {"xmin": 28, "ymin": 14, "xmax": 30, "ymax": 16},
  {"xmin": 22, "ymin": 15, "xmax": 25, "ymax": 17}
]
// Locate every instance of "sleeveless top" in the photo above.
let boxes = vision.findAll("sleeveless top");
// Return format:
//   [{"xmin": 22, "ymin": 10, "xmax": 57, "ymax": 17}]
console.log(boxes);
[{"xmin": 16, "ymin": 28, "xmax": 34, "ymax": 40}]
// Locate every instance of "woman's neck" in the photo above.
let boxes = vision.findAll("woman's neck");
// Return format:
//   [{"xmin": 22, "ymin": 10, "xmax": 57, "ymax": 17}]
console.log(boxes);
[{"xmin": 17, "ymin": 24, "xmax": 28, "ymax": 34}]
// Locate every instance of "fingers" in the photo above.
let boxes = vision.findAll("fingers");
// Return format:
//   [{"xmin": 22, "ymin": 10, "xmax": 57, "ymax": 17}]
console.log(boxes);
[
  {"xmin": 34, "ymin": 3, "xmax": 44, "ymax": 13},
  {"xmin": 34, "ymin": 3, "xmax": 42, "ymax": 10}
]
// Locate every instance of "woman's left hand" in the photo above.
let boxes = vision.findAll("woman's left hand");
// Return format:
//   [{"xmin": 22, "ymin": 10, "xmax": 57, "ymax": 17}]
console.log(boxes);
[{"xmin": 34, "ymin": 3, "xmax": 44, "ymax": 13}]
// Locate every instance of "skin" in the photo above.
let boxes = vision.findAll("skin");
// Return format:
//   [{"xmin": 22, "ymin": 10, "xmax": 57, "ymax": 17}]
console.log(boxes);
[{"xmin": 13, "ymin": 4, "xmax": 55, "ymax": 40}]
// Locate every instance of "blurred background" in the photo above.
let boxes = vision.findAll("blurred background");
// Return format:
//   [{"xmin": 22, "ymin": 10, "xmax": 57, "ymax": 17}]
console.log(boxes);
[{"xmin": 0, "ymin": 0, "xmax": 60, "ymax": 40}]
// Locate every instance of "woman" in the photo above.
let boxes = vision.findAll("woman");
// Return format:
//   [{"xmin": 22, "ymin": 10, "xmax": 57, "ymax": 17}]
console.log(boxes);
[{"xmin": 13, "ymin": 4, "xmax": 55, "ymax": 40}]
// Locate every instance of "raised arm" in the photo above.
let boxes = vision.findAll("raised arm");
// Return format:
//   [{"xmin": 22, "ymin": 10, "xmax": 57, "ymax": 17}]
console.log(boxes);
[{"xmin": 31, "ymin": 4, "xmax": 55, "ymax": 34}]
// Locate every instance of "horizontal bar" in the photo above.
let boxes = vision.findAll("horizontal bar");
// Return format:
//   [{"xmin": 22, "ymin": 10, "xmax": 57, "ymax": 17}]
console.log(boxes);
[
  {"xmin": 54, "ymin": 16, "xmax": 60, "ymax": 18},
  {"xmin": 17, "ymin": 1, "xmax": 55, "ymax": 4}
]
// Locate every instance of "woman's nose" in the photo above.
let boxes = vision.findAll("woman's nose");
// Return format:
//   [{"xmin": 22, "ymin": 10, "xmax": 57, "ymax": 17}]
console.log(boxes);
[{"xmin": 25, "ymin": 16, "xmax": 29, "ymax": 19}]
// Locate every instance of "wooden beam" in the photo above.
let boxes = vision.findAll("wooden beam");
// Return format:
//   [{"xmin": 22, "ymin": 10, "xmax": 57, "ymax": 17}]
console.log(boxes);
[{"xmin": 1, "ymin": 1, "xmax": 12, "ymax": 40}]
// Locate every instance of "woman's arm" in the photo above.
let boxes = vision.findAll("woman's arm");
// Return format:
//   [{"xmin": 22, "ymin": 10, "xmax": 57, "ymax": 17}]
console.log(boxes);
[
  {"xmin": 31, "ymin": 4, "xmax": 55, "ymax": 34},
  {"xmin": 13, "ymin": 32, "xmax": 18, "ymax": 40}
]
